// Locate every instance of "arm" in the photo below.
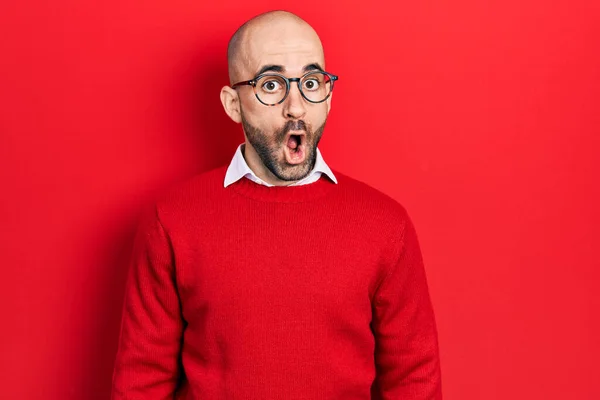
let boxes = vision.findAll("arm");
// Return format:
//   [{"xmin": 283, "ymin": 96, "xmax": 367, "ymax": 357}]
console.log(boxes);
[
  {"xmin": 370, "ymin": 211, "xmax": 442, "ymax": 400},
  {"xmin": 111, "ymin": 207, "xmax": 185, "ymax": 399}
]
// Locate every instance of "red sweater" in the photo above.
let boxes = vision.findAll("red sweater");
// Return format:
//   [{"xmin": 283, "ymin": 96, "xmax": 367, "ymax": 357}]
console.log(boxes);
[{"xmin": 111, "ymin": 166, "xmax": 442, "ymax": 399}]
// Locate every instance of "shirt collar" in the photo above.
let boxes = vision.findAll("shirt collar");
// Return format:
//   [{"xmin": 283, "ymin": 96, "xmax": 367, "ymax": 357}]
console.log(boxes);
[{"xmin": 224, "ymin": 143, "xmax": 338, "ymax": 188}]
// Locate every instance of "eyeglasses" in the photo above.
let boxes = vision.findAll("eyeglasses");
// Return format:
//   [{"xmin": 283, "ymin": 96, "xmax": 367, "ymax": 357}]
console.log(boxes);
[{"xmin": 232, "ymin": 70, "xmax": 339, "ymax": 106}]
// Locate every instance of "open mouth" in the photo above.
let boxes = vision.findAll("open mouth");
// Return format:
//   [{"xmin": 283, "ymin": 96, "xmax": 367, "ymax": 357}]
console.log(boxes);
[
  {"xmin": 284, "ymin": 132, "xmax": 306, "ymax": 164},
  {"xmin": 287, "ymin": 134, "xmax": 302, "ymax": 151}
]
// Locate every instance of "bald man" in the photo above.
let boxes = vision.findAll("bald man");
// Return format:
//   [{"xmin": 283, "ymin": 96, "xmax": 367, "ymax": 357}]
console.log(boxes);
[{"xmin": 111, "ymin": 10, "xmax": 442, "ymax": 400}]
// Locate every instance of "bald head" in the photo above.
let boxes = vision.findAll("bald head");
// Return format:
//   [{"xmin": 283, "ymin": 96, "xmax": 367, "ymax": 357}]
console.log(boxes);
[{"xmin": 227, "ymin": 11, "xmax": 325, "ymax": 85}]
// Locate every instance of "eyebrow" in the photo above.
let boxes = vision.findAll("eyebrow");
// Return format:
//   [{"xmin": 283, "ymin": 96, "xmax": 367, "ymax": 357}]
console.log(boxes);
[
  {"xmin": 255, "ymin": 63, "xmax": 324, "ymax": 76},
  {"xmin": 256, "ymin": 64, "xmax": 284, "ymax": 75},
  {"xmin": 303, "ymin": 63, "xmax": 323, "ymax": 72}
]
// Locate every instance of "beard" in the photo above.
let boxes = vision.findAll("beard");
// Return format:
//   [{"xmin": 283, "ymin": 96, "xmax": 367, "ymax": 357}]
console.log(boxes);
[{"xmin": 241, "ymin": 111, "xmax": 326, "ymax": 182}]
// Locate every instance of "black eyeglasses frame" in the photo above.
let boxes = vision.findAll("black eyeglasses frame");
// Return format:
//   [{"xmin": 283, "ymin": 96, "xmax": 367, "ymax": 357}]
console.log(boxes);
[{"xmin": 231, "ymin": 70, "xmax": 339, "ymax": 106}]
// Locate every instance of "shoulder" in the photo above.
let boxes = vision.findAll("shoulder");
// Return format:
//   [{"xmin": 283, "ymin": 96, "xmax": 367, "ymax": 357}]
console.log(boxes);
[
  {"xmin": 330, "ymin": 169, "xmax": 420, "ymax": 267},
  {"xmin": 153, "ymin": 165, "xmax": 228, "ymax": 219},
  {"xmin": 331, "ymin": 168, "xmax": 412, "ymax": 222}
]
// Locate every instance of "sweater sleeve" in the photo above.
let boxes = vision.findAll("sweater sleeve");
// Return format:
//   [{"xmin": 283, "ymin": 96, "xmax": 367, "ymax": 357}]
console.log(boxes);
[
  {"xmin": 111, "ymin": 207, "xmax": 185, "ymax": 400},
  {"xmin": 370, "ymin": 211, "xmax": 443, "ymax": 400}
]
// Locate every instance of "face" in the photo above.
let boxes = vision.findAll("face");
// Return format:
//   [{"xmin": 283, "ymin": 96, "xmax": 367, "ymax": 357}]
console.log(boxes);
[{"xmin": 224, "ymin": 18, "xmax": 332, "ymax": 183}]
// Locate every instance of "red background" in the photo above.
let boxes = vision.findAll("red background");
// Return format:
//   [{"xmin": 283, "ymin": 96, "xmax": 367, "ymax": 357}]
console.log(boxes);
[{"xmin": 1, "ymin": 1, "xmax": 598, "ymax": 399}]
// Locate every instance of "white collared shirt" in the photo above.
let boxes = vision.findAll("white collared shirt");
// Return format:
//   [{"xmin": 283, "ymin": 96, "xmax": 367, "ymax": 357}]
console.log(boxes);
[{"xmin": 224, "ymin": 143, "xmax": 338, "ymax": 187}]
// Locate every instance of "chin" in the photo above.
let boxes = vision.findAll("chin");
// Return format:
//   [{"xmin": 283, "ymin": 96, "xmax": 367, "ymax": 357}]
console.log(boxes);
[
  {"xmin": 273, "ymin": 163, "xmax": 310, "ymax": 182},
  {"xmin": 273, "ymin": 153, "xmax": 314, "ymax": 182}
]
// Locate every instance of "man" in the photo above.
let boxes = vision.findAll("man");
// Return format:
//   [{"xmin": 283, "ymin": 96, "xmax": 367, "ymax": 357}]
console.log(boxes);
[{"xmin": 111, "ymin": 10, "xmax": 442, "ymax": 400}]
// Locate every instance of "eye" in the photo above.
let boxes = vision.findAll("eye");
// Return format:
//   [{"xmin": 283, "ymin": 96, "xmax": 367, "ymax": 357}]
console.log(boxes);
[
  {"xmin": 261, "ymin": 79, "xmax": 282, "ymax": 93},
  {"xmin": 302, "ymin": 78, "xmax": 320, "ymax": 91}
]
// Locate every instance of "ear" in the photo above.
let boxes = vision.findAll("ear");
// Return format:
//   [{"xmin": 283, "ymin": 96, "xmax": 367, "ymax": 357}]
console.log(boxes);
[
  {"xmin": 326, "ymin": 91, "xmax": 333, "ymax": 114},
  {"xmin": 220, "ymin": 86, "xmax": 242, "ymax": 123}
]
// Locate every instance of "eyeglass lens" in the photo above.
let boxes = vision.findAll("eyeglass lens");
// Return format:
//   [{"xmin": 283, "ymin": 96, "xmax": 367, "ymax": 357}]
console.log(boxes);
[{"xmin": 254, "ymin": 72, "xmax": 333, "ymax": 105}]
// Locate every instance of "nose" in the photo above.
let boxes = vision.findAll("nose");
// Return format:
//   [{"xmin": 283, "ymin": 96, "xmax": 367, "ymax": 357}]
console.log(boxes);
[{"xmin": 282, "ymin": 82, "xmax": 307, "ymax": 120}]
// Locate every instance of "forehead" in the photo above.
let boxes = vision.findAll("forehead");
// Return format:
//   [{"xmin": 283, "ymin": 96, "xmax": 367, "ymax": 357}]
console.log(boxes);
[{"xmin": 243, "ymin": 24, "xmax": 325, "ymax": 75}]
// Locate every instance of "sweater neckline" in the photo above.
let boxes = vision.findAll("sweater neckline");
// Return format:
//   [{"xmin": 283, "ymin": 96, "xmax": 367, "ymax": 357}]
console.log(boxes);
[{"xmin": 228, "ymin": 174, "xmax": 337, "ymax": 203}]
